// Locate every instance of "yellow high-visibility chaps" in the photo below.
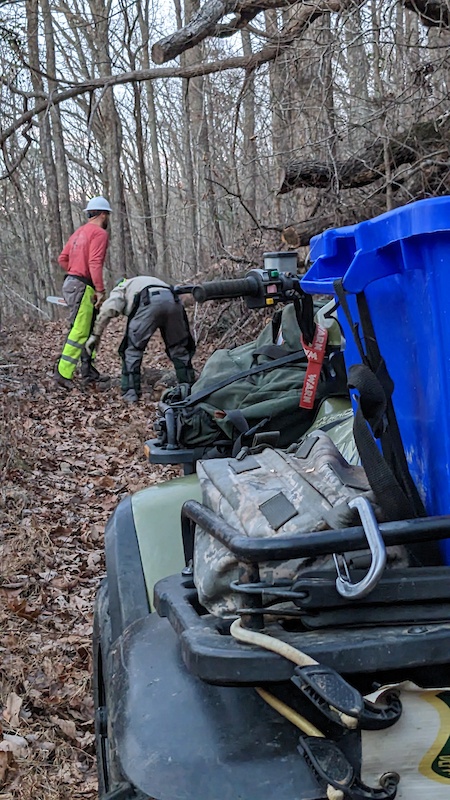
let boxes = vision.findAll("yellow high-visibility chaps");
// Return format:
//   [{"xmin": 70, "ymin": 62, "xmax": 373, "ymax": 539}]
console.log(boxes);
[{"xmin": 57, "ymin": 278, "xmax": 95, "ymax": 380}]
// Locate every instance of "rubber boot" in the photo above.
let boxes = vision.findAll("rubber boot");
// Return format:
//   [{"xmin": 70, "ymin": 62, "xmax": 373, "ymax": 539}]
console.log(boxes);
[
  {"xmin": 173, "ymin": 360, "xmax": 196, "ymax": 386},
  {"xmin": 123, "ymin": 388, "xmax": 139, "ymax": 404},
  {"xmin": 121, "ymin": 363, "xmax": 141, "ymax": 401},
  {"xmin": 53, "ymin": 364, "xmax": 74, "ymax": 390},
  {"xmin": 81, "ymin": 360, "xmax": 110, "ymax": 386}
]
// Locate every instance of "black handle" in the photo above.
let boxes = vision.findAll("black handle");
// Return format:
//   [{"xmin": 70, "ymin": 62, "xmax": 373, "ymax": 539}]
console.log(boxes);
[{"xmin": 192, "ymin": 276, "xmax": 260, "ymax": 303}]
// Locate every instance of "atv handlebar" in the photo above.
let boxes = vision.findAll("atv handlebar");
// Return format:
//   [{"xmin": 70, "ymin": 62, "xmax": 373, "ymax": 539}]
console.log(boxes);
[
  {"xmin": 192, "ymin": 276, "xmax": 260, "ymax": 303},
  {"xmin": 191, "ymin": 268, "xmax": 304, "ymax": 310}
]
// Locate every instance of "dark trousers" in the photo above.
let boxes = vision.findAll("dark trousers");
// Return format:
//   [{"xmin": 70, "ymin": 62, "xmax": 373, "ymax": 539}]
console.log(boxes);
[{"xmin": 120, "ymin": 289, "xmax": 195, "ymax": 394}]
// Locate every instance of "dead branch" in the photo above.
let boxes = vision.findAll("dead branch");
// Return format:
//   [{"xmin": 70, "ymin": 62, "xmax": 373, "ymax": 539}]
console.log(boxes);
[
  {"xmin": 403, "ymin": 0, "xmax": 449, "ymax": 27},
  {"xmin": 151, "ymin": 0, "xmax": 237, "ymax": 64},
  {"xmin": 151, "ymin": 0, "xmax": 349, "ymax": 64},
  {"xmin": 0, "ymin": 45, "xmax": 294, "ymax": 148},
  {"xmin": 274, "ymin": 158, "xmax": 450, "ymax": 246},
  {"xmin": 279, "ymin": 116, "xmax": 450, "ymax": 193}
]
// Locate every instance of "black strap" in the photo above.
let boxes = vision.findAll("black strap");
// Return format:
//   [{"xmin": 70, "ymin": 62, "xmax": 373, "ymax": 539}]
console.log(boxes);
[
  {"xmin": 355, "ymin": 293, "xmax": 425, "ymax": 517},
  {"xmin": 334, "ymin": 281, "xmax": 366, "ymax": 363},
  {"xmin": 224, "ymin": 408, "xmax": 250, "ymax": 435},
  {"xmin": 270, "ymin": 295, "xmax": 315, "ymax": 347},
  {"xmin": 119, "ymin": 286, "xmax": 166, "ymax": 356},
  {"xmin": 230, "ymin": 416, "xmax": 271, "ymax": 457},
  {"xmin": 65, "ymin": 273, "xmax": 94, "ymax": 289},
  {"xmin": 334, "ymin": 279, "xmax": 425, "ymax": 521},
  {"xmin": 293, "ymin": 295, "xmax": 316, "ymax": 346},
  {"xmin": 173, "ymin": 349, "xmax": 307, "ymax": 408},
  {"xmin": 271, "ymin": 309, "xmax": 283, "ymax": 344},
  {"xmin": 348, "ymin": 365, "xmax": 420, "ymax": 520}
]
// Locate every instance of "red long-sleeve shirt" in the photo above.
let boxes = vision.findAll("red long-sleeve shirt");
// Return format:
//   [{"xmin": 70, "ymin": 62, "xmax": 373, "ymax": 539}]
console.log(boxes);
[{"xmin": 58, "ymin": 222, "xmax": 108, "ymax": 292}]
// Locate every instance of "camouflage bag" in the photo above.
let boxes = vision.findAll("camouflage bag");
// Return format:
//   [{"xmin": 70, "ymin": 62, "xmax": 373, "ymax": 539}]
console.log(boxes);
[{"xmin": 193, "ymin": 430, "xmax": 404, "ymax": 618}]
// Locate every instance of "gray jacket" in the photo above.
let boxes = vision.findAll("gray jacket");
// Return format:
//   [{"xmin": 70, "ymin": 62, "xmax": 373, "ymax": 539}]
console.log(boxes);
[{"xmin": 93, "ymin": 276, "xmax": 172, "ymax": 337}]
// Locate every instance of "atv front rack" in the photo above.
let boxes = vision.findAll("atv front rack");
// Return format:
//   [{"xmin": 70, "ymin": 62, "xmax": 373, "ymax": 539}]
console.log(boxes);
[
  {"xmin": 154, "ymin": 573, "xmax": 450, "ymax": 685},
  {"xmin": 152, "ymin": 503, "xmax": 450, "ymax": 685}
]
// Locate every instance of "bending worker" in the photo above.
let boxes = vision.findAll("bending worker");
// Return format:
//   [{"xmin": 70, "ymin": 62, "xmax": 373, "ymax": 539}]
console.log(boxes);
[
  {"xmin": 54, "ymin": 196, "xmax": 111, "ymax": 389},
  {"xmin": 85, "ymin": 276, "xmax": 196, "ymax": 403}
]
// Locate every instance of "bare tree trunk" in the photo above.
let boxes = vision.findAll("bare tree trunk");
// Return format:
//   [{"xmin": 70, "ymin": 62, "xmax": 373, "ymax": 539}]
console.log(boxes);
[
  {"xmin": 240, "ymin": 30, "xmax": 258, "ymax": 220},
  {"xmin": 193, "ymin": 72, "xmax": 223, "ymax": 262},
  {"xmin": 173, "ymin": 0, "xmax": 200, "ymax": 272},
  {"xmin": 265, "ymin": 10, "xmax": 291, "ymax": 224},
  {"xmin": 88, "ymin": 0, "xmax": 134, "ymax": 282},
  {"xmin": 133, "ymin": 81, "xmax": 158, "ymax": 273},
  {"xmin": 343, "ymin": 3, "xmax": 371, "ymax": 142},
  {"xmin": 137, "ymin": 0, "xmax": 168, "ymax": 276},
  {"xmin": 25, "ymin": 0, "xmax": 61, "ymax": 295},
  {"xmin": 40, "ymin": 0, "xmax": 74, "ymax": 243}
]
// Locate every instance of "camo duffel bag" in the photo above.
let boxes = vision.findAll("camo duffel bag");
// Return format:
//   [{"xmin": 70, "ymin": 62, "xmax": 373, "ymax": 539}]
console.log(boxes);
[{"xmin": 193, "ymin": 430, "xmax": 405, "ymax": 617}]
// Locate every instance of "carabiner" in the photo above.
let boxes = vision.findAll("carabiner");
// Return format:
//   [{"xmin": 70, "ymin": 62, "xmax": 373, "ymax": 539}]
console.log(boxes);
[{"xmin": 334, "ymin": 496, "xmax": 387, "ymax": 600}]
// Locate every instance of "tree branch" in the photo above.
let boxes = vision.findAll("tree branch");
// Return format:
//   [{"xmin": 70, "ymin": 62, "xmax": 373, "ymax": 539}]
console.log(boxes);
[
  {"xmin": 279, "ymin": 116, "xmax": 450, "ymax": 193},
  {"xmin": 0, "ymin": 29, "xmax": 319, "ymax": 147},
  {"xmin": 273, "ymin": 159, "xmax": 450, "ymax": 246},
  {"xmin": 403, "ymin": 0, "xmax": 449, "ymax": 27},
  {"xmin": 151, "ymin": 0, "xmax": 353, "ymax": 64}
]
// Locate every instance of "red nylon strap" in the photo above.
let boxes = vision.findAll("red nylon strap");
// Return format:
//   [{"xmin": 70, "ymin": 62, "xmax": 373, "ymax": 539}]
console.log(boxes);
[{"xmin": 299, "ymin": 324, "xmax": 328, "ymax": 409}]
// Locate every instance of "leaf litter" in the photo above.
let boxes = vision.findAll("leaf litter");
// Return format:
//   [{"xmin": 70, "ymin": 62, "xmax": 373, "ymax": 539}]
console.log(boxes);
[
  {"xmin": 0, "ymin": 315, "xmax": 215, "ymax": 799},
  {"xmin": 0, "ymin": 301, "xmax": 266, "ymax": 798}
]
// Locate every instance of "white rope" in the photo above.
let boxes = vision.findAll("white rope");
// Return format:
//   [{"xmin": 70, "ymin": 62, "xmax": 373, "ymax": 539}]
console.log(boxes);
[
  {"xmin": 1, "ymin": 283, "xmax": 50, "ymax": 319},
  {"xmin": 230, "ymin": 619, "xmax": 358, "ymax": 730}
]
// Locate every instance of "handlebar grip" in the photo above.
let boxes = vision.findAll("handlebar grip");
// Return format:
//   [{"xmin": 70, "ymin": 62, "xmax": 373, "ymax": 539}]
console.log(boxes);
[{"xmin": 192, "ymin": 276, "xmax": 260, "ymax": 303}]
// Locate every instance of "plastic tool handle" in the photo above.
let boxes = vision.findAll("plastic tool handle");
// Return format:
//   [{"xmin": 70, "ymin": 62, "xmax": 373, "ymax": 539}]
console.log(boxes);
[
  {"xmin": 335, "ymin": 496, "xmax": 387, "ymax": 600},
  {"xmin": 192, "ymin": 276, "xmax": 260, "ymax": 303}
]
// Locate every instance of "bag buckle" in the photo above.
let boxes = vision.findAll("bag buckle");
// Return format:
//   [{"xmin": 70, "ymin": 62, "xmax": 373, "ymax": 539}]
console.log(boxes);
[{"xmin": 333, "ymin": 496, "xmax": 387, "ymax": 600}]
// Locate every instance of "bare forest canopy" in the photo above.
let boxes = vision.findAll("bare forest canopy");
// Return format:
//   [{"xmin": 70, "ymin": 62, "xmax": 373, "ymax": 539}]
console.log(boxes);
[{"xmin": 0, "ymin": 0, "xmax": 449, "ymax": 319}]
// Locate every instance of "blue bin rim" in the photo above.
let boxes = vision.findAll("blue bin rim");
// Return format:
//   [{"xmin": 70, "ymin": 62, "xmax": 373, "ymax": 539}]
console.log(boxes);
[{"xmin": 302, "ymin": 196, "xmax": 450, "ymax": 295}]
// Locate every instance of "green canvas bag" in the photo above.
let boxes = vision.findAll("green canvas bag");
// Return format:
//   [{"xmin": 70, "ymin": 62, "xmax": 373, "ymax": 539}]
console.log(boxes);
[{"xmin": 157, "ymin": 303, "xmax": 347, "ymax": 454}]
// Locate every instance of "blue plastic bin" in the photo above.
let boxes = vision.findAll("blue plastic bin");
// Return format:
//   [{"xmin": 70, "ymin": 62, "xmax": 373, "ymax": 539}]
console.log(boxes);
[{"xmin": 301, "ymin": 197, "xmax": 450, "ymax": 562}]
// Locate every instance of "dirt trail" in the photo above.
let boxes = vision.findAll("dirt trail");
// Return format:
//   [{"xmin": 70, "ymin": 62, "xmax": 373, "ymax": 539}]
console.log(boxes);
[{"xmin": 0, "ymin": 316, "xmax": 202, "ymax": 799}]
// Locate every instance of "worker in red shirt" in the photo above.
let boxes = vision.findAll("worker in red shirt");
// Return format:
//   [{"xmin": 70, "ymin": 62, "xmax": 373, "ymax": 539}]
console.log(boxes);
[{"xmin": 54, "ymin": 196, "xmax": 111, "ymax": 389}]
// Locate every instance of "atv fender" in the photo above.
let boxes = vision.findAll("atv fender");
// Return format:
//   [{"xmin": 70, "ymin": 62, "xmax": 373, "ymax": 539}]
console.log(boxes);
[
  {"xmin": 105, "ymin": 474, "xmax": 201, "ymax": 635},
  {"xmin": 108, "ymin": 612, "xmax": 333, "ymax": 800}
]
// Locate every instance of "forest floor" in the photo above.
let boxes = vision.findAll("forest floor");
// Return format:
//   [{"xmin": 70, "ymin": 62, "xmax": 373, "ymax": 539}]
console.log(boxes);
[{"xmin": 0, "ymin": 312, "xmax": 225, "ymax": 800}]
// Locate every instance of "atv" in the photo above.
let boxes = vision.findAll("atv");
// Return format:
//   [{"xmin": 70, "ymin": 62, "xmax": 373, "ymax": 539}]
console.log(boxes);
[{"xmin": 93, "ymin": 198, "xmax": 450, "ymax": 800}]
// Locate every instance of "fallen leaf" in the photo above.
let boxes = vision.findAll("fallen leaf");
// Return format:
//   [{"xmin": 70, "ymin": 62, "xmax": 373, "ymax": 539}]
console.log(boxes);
[
  {"xmin": 0, "ymin": 751, "xmax": 13, "ymax": 785},
  {"xmin": 2, "ymin": 695, "xmax": 22, "ymax": 728},
  {"xmin": 6, "ymin": 598, "xmax": 41, "ymax": 621},
  {"xmin": 50, "ymin": 716, "xmax": 78, "ymax": 740},
  {"xmin": 0, "ymin": 734, "xmax": 28, "ymax": 753}
]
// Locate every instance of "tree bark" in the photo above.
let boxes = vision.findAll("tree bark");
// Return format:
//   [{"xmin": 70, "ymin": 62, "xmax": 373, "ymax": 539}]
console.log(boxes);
[
  {"xmin": 25, "ymin": 0, "xmax": 60, "ymax": 297},
  {"xmin": 40, "ymin": 0, "xmax": 74, "ymax": 243},
  {"xmin": 87, "ymin": 0, "xmax": 134, "ymax": 282}
]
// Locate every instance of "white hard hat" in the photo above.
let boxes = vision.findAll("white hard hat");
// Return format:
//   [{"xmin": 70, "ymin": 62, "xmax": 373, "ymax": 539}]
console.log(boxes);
[{"xmin": 83, "ymin": 196, "xmax": 112, "ymax": 213}]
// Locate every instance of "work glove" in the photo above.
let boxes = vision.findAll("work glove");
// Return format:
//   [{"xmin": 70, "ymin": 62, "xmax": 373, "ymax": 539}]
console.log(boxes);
[
  {"xmin": 85, "ymin": 334, "xmax": 100, "ymax": 356},
  {"xmin": 94, "ymin": 291, "xmax": 106, "ymax": 309}
]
